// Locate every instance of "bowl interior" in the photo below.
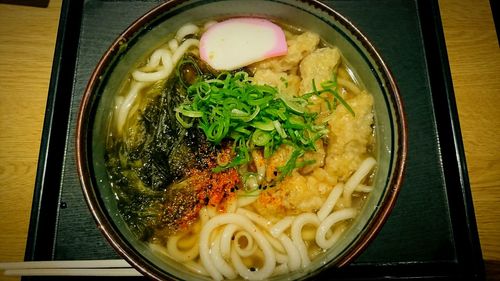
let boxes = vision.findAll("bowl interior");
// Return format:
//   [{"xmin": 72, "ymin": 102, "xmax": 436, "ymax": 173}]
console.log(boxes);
[{"xmin": 82, "ymin": 0, "xmax": 404, "ymax": 280}]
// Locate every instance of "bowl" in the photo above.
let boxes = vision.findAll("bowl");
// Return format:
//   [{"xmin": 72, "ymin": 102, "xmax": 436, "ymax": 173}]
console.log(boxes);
[{"xmin": 76, "ymin": 0, "xmax": 407, "ymax": 280}]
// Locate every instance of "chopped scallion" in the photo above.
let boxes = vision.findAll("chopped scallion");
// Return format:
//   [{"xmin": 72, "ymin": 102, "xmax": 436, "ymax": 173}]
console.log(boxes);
[{"xmin": 174, "ymin": 70, "xmax": 330, "ymax": 173}]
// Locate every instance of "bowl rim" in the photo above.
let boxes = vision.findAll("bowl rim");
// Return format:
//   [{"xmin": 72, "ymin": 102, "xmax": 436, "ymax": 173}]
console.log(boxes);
[{"xmin": 76, "ymin": 0, "xmax": 408, "ymax": 280}]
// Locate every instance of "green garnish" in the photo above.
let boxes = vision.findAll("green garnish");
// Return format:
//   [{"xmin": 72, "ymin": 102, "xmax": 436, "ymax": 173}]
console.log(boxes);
[
  {"xmin": 277, "ymin": 149, "xmax": 303, "ymax": 179},
  {"xmin": 306, "ymin": 75, "xmax": 355, "ymax": 117},
  {"xmin": 175, "ymin": 71, "xmax": 347, "ymax": 177},
  {"xmin": 279, "ymin": 76, "xmax": 289, "ymax": 88}
]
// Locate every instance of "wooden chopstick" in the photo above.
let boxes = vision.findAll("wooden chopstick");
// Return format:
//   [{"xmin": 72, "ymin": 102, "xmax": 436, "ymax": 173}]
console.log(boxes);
[
  {"xmin": 0, "ymin": 259, "xmax": 142, "ymax": 276},
  {"xmin": 3, "ymin": 268, "xmax": 142, "ymax": 276},
  {"xmin": 0, "ymin": 259, "xmax": 131, "ymax": 269}
]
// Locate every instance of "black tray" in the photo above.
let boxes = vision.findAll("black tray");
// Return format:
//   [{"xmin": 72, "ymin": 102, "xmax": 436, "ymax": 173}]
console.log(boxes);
[{"xmin": 24, "ymin": 0, "xmax": 485, "ymax": 280}]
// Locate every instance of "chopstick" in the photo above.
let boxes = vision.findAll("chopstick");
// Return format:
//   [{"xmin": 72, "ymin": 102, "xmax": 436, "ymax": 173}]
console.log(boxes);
[
  {"xmin": 3, "ymin": 268, "xmax": 143, "ymax": 276},
  {"xmin": 0, "ymin": 259, "xmax": 131, "ymax": 269},
  {"xmin": 0, "ymin": 259, "xmax": 143, "ymax": 276}
]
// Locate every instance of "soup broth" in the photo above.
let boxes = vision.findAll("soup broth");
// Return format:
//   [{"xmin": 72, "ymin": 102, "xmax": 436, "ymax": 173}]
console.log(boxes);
[{"xmin": 105, "ymin": 18, "xmax": 376, "ymax": 280}]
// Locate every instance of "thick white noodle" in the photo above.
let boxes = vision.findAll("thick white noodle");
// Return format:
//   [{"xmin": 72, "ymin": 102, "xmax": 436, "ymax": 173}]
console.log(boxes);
[
  {"xmin": 116, "ymin": 81, "xmax": 146, "ymax": 132},
  {"xmin": 317, "ymin": 183, "xmax": 344, "ymax": 221},
  {"xmin": 199, "ymin": 207, "xmax": 210, "ymax": 225},
  {"xmin": 291, "ymin": 213, "xmax": 320, "ymax": 268},
  {"xmin": 209, "ymin": 231, "xmax": 237, "ymax": 279},
  {"xmin": 270, "ymin": 216, "xmax": 295, "ymax": 238},
  {"xmin": 175, "ymin": 23, "xmax": 200, "ymax": 42},
  {"xmin": 278, "ymin": 234, "xmax": 301, "ymax": 271},
  {"xmin": 343, "ymin": 157, "xmax": 376, "ymax": 207},
  {"xmin": 263, "ymin": 231, "xmax": 285, "ymax": 254},
  {"xmin": 272, "ymin": 263, "xmax": 289, "ymax": 276},
  {"xmin": 225, "ymin": 197, "xmax": 238, "ymax": 213},
  {"xmin": 220, "ymin": 224, "xmax": 239, "ymax": 259},
  {"xmin": 199, "ymin": 213, "xmax": 276, "ymax": 280},
  {"xmin": 165, "ymin": 234, "xmax": 198, "ymax": 262},
  {"xmin": 316, "ymin": 208, "xmax": 357, "ymax": 249},
  {"xmin": 321, "ymin": 223, "xmax": 347, "ymax": 250},
  {"xmin": 206, "ymin": 204, "xmax": 218, "ymax": 218},
  {"xmin": 236, "ymin": 208, "xmax": 272, "ymax": 229},
  {"xmin": 150, "ymin": 242, "xmax": 208, "ymax": 276},
  {"xmin": 168, "ymin": 38, "xmax": 179, "ymax": 52},
  {"xmin": 354, "ymin": 184, "xmax": 373, "ymax": 193},
  {"xmin": 146, "ymin": 48, "xmax": 170, "ymax": 68},
  {"xmin": 132, "ymin": 49, "xmax": 173, "ymax": 82},
  {"xmin": 132, "ymin": 67, "xmax": 171, "ymax": 82},
  {"xmin": 234, "ymin": 230, "xmax": 257, "ymax": 257},
  {"xmin": 275, "ymin": 252, "xmax": 288, "ymax": 264},
  {"xmin": 236, "ymin": 191, "xmax": 261, "ymax": 207},
  {"xmin": 230, "ymin": 247, "xmax": 272, "ymax": 281},
  {"xmin": 238, "ymin": 208, "xmax": 287, "ymax": 258},
  {"xmin": 172, "ymin": 39, "xmax": 199, "ymax": 65}
]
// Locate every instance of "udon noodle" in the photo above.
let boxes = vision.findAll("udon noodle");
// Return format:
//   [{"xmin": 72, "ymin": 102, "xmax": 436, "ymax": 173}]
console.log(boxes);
[{"xmin": 105, "ymin": 19, "xmax": 376, "ymax": 280}]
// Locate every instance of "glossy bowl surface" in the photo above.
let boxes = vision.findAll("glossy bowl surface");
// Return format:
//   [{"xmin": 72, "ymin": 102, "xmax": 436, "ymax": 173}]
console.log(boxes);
[{"xmin": 76, "ymin": 1, "xmax": 407, "ymax": 280}]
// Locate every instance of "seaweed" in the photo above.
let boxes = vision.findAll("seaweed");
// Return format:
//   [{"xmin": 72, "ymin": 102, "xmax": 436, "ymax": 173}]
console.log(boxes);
[{"xmin": 105, "ymin": 55, "xmax": 219, "ymax": 238}]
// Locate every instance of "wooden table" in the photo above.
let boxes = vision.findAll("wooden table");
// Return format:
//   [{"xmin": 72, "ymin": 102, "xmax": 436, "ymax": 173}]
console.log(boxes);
[{"xmin": 0, "ymin": 0, "xmax": 498, "ymax": 280}]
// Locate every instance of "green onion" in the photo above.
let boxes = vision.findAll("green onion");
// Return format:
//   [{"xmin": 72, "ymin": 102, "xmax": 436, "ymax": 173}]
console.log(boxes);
[
  {"xmin": 286, "ymin": 115, "xmax": 306, "ymax": 129},
  {"xmin": 252, "ymin": 120, "xmax": 275, "ymax": 131},
  {"xmin": 174, "ymin": 67, "xmax": 330, "ymax": 174},
  {"xmin": 175, "ymin": 108, "xmax": 203, "ymax": 118},
  {"xmin": 277, "ymin": 149, "xmax": 304, "ymax": 179},
  {"xmin": 175, "ymin": 111, "xmax": 193, "ymax": 128},
  {"xmin": 234, "ymin": 126, "xmax": 252, "ymax": 135},
  {"xmin": 230, "ymin": 108, "xmax": 247, "ymax": 116},
  {"xmin": 263, "ymin": 141, "xmax": 274, "ymax": 158},
  {"xmin": 242, "ymin": 173, "xmax": 260, "ymax": 192},
  {"xmin": 326, "ymin": 87, "xmax": 355, "ymax": 116},
  {"xmin": 273, "ymin": 120, "xmax": 287, "ymax": 139},
  {"xmin": 252, "ymin": 129, "xmax": 272, "ymax": 146},
  {"xmin": 278, "ymin": 94, "xmax": 305, "ymax": 114},
  {"xmin": 306, "ymin": 75, "xmax": 355, "ymax": 116}
]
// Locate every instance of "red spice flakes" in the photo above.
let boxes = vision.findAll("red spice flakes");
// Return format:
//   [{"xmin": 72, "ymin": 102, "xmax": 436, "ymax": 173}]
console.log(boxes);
[
  {"xmin": 190, "ymin": 167, "xmax": 241, "ymax": 207},
  {"xmin": 162, "ymin": 146, "xmax": 241, "ymax": 234}
]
